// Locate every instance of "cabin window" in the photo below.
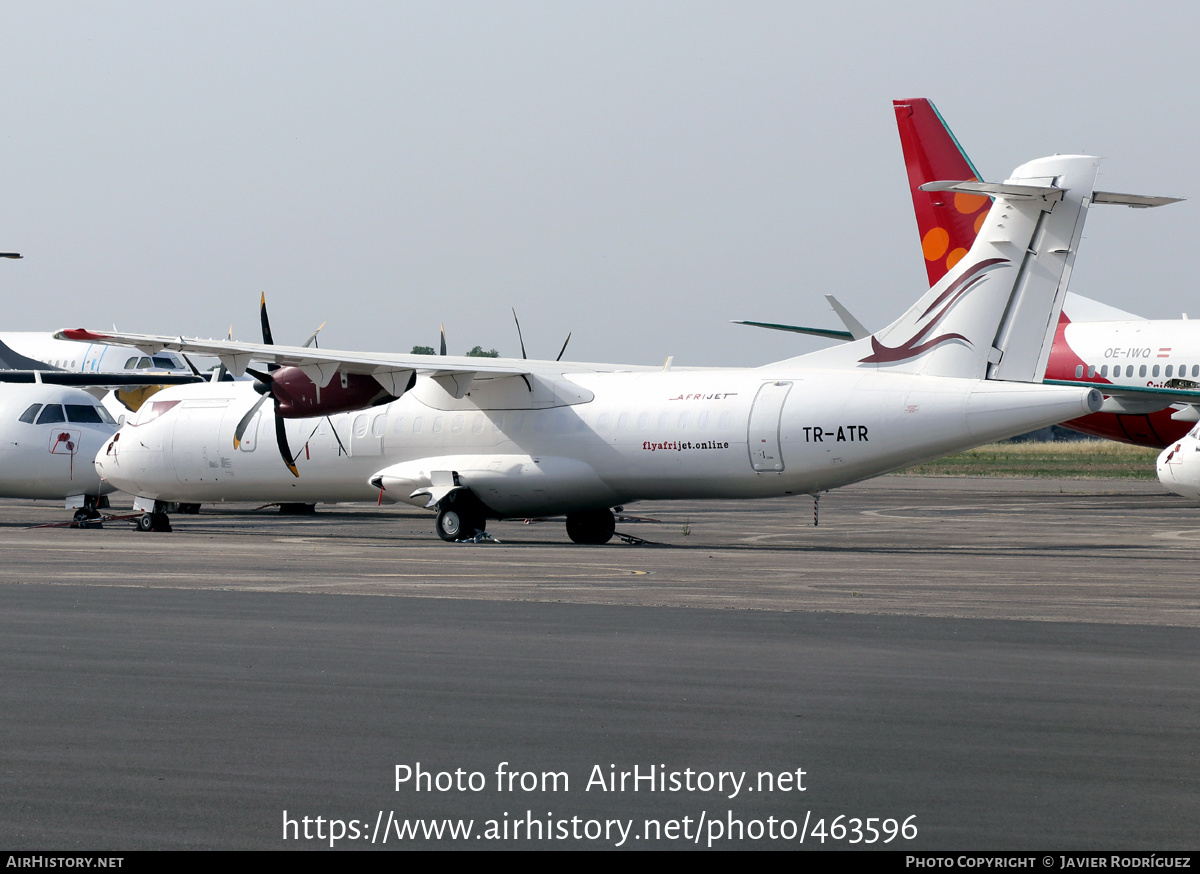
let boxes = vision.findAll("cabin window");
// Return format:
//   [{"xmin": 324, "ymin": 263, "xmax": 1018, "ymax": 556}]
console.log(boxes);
[
  {"xmin": 1087, "ymin": 365, "xmax": 1096, "ymax": 378},
  {"xmin": 392, "ymin": 416, "xmax": 405, "ymax": 434},
  {"xmin": 1100, "ymin": 365, "xmax": 1108, "ymax": 377},
  {"xmin": 371, "ymin": 414, "xmax": 387, "ymax": 437},
  {"xmin": 1139, "ymin": 365, "xmax": 1147, "ymax": 377},
  {"xmin": 412, "ymin": 416, "xmax": 423, "ymax": 434},
  {"xmin": 491, "ymin": 414, "xmax": 504, "ymax": 432},
  {"xmin": 471, "ymin": 414, "xmax": 484, "ymax": 434},
  {"xmin": 1075, "ymin": 365, "xmax": 1084, "ymax": 378},
  {"xmin": 451, "ymin": 415, "xmax": 464, "ymax": 434},
  {"xmin": 432, "ymin": 416, "xmax": 443, "ymax": 433},
  {"xmin": 637, "ymin": 412, "xmax": 649, "ymax": 430},
  {"xmin": 617, "ymin": 413, "xmax": 629, "ymax": 430},
  {"xmin": 719, "ymin": 411, "xmax": 733, "ymax": 430},
  {"xmin": 1152, "ymin": 365, "xmax": 1160, "ymax": 377},
  {"xmin": 36, "ymin": 405, "xmax": 66, "ymax": 424},
  {"xmin": 677, "ymin": 412, "xmax": 689, "ymax": 429},
  {"xmin": 353, "ymin": 414, "xmax": 368, "ymax": 438},
  {"xmin": 18, "ymin": 404, "xmax": 41, "ymax": 424},
  {"xmin": 697, "ymin": 411, "xmax": 710, "ymax": 430},
  {"xmin": 1166, "ymin": 365, "xmax": 1173, "ymax": 377},
  {"xmin": 596, "ymin": 413, "xmax": 610, "ymax": 431}
]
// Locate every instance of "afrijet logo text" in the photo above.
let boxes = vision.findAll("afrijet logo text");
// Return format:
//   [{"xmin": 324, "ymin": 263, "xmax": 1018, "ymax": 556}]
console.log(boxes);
[
  {"xmin": 859, "ymin": 258, "xmax": 1009, "ymax": 364},
  {"xmin": 668, "ymin": 393, "xmax": 738, "ymax": 401}
]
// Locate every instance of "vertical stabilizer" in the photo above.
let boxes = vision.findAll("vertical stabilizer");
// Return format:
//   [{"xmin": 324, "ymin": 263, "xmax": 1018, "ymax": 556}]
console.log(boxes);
[
  {"xmin": 859, "ymin": 155, "xmax": 1100, "ymax": 381},
  {"xmin": 894, "ymin": 99, "xmax": 991, "ymax": 287}
]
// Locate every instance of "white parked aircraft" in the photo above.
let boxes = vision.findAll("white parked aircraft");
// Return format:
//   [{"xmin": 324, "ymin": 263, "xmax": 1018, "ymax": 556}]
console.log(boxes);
[
  {"xmin": 0, "ymin": 383, "xmax": 120, "ymax": 518},
  {"xmin": 743, "ymin": 99, "xmax": 1198, "ymax": 449},
  {"xmin": 0, "ymin": 332, "xmax": 190, "ymax": 375},
  {"xmin": 63, "ymin": 153, "xmax": 1172, "ymax": 541}
]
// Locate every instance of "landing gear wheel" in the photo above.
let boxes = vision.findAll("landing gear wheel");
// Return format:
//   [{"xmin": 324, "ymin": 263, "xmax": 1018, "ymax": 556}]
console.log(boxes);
[
  {"xmin": 137, "ymin": 511, "xmax": 172, "ymax": 532},
  {"xmin": 436, "ymin": 506, "xmax": 484, "ymax": 542},
  {"xmin": 71, "ymin": 495, "xmax": 105, "ymax": 529},
  {"xmin": 565, "ymin": 508, "xmax": 616, "ymax": 545}
]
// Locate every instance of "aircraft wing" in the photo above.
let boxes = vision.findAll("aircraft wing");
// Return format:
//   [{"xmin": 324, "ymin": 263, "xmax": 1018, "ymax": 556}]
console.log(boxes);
[
  {"xmin": 730, "ymin": 320, "xmax": 855, "ymax": 342},
  {"xmin": 1043, "ymin": 379, "xmax": 1200, "ymax": 414},
  {"xmin": 0, "ymin": 371, "xmax": 202, "ymax": 388},
  {"xmin": 55, "ymin": 328, "xmax": 534, "ymax": 386}
]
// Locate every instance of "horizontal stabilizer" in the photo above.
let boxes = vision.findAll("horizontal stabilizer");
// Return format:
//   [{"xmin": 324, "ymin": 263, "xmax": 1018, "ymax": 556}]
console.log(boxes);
[
  {"xmin": 922, "ymin": 181, "xmax": 1182, "ymax": 209},
  {"xmin": 919, "ymin": 179, "xmax": 1063, "ymax": 204},
  {"xmin": 1092, "ymin": 190, "xmax": 1184, "ymax": 208}
]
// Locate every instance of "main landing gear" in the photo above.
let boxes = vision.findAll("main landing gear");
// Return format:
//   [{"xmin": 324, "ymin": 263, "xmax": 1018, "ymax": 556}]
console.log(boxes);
[
  {"xmin": 435, "ymin": 491, "xmax": 486, "ymax": 542},
  {"xmin": 565, "ymin": 508, "xmax": 616, "ymax": 545}
]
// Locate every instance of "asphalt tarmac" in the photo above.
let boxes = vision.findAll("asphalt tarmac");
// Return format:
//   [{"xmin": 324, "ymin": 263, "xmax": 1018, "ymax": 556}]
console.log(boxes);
[{"xmin": 1, "ymin": 477, "xmax": 1197, "ymax": 850}]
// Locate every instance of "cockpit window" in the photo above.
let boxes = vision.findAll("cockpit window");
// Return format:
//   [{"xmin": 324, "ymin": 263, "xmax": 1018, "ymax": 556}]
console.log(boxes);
[
  {"xmin": 36, "ymin": 404, "xmax": 66, "ymax": 424},
  {"xmin": 134, "ymin": 399, "xmax": 180, "ymax": 426},
  {"xmin": 65, "ymin": 404, "xmax": 114, "ymax": 424},
  {"xmin": 124, "ymin": 357, "xmax": 139, "ymax": 370},
  {"xmin": 151, "ymin": 356, "xmax": 180, "ymax": 370},
  {"xmin": 18, "ymin": 404, "xmax": 41, "ymax": 424}
]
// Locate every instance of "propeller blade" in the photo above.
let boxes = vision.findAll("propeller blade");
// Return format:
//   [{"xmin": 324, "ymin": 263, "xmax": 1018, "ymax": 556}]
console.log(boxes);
[
  {"xmin": 259, "ymin": 293, "xmax": 279, "ymax": 372},
  {"xmin": 303, "ymin": 321, "xmax": 326, "ymax": 349},
  {"xmin": 233, "ymin": 394, "xmax": 269, "ymax": 449},
  {"xmin": 556, "ymin": 331, "xmax": 572, "ymax": 361},
  {"xmin": 274, "ymin": 410, "xmax": 300, "ymax": 478},
  {"xmin": 512, "ymin": 308, "xmax": 528, "ymax": 359},
  {"xmin": 244, "ymin": 366, "xmax": 274, "ymax": 387},
  {"xmin": 439, "ymin": 323, "xmax": 447, "ymax": 356}
]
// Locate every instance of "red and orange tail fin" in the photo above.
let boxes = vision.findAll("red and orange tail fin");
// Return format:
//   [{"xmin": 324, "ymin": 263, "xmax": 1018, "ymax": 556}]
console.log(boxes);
[{"xmin": 894, "ymin": 99, "xmax": 991, "ymax": 287}]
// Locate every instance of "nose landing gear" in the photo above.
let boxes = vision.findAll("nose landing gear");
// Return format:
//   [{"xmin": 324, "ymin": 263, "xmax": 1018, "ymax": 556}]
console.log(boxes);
[{"xmin": 135, "ymin": 501, "xmax": 173, "ymax": 532}]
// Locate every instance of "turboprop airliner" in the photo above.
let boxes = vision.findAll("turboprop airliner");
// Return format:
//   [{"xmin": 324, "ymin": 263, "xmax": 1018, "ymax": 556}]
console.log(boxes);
[
  {"xmin": 741, "ymin": 99, "xmax": 1199, "ymax": 450},
  {"xmin": 62, "ymin": 152, "xmax": 1175, "ymax": 542},
  {"xmin": 0, "ymin": 383, "xmax": 120, "ymax": 521}
]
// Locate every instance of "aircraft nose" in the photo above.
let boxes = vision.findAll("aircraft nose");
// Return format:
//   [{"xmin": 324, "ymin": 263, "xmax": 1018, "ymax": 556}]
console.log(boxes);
[{"xmin": 94, "ymin": 430, "xmax": 123, "ymax": 475}]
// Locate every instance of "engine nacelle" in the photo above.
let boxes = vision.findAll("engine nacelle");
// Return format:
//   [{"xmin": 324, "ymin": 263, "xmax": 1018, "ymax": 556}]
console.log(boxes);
[{"xmin": 267, "ymin": 366, "xmax": 411, "ymax": 417}]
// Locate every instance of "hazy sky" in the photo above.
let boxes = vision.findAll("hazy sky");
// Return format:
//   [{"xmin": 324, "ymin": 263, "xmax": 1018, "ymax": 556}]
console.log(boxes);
[{"xmin": 2, "ymin": 1, "xmax": 1196, "ymax": 367}]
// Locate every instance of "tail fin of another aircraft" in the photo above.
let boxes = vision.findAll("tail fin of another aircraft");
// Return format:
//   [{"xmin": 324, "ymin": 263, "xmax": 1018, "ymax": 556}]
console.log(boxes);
[{"xmin": 894, "ymin": 99, "xmax": 991, "ymax": 287}]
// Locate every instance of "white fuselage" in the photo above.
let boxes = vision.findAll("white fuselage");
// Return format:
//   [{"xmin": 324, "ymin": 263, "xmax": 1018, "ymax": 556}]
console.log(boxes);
[
  {"xmin": 0, "ymin": 332, "xmax": 189, "ymax": 374},
  {"xmin": 0, "ymin": 385, "xmax": 118, "ymax": 499},
  {"xmin": 1057, "ymin": 320, "xmax": 1200, "ymax": 389},
  {"xmin": 95, "ymin": 366, "xmax": 1098, "ymax": 516}
]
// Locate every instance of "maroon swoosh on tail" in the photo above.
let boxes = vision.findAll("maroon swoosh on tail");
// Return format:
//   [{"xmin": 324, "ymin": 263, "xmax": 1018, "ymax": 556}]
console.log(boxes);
[{"xmin": 860, "ymin": 258, "xmax": 1010, "ymax": 365}]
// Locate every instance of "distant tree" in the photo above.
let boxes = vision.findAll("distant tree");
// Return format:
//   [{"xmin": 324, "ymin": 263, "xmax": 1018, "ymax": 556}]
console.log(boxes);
[
  {"xmin": 465, "ymin": 345, "xmax": 500, "ymax": 358},
  {"xmin": 410, "ymin": 345, "xmax": 437, "ymax": 355}
]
